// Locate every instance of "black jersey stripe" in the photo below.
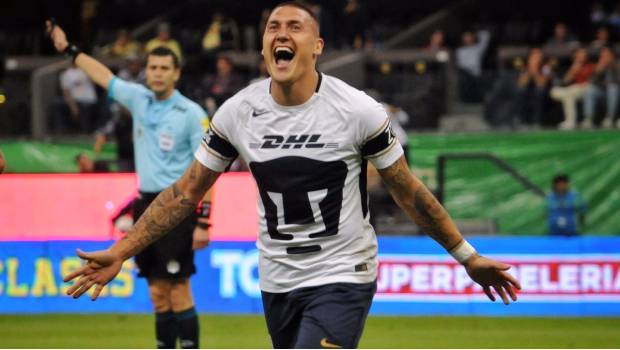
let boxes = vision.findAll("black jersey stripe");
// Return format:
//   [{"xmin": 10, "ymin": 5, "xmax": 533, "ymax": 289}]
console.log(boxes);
[
  {"xmin": 206, "ymin": 128, "xmax": 238, "ymax": 159},
  {"xmin": 361, "ymin": 120, "xmax": 396, "ymax": 158},
  {"xmin": 286, "ymin": 245, "xmax": 322, "ymax": 254}
]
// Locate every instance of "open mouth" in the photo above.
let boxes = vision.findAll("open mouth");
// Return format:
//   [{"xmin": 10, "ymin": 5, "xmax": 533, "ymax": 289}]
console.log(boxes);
[{"xmin": 273, "ymin": 47, "xmax": 295, "ymax": 68}]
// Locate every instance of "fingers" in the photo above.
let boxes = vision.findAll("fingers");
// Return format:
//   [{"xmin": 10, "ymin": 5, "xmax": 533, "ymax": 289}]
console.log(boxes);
[
  {"xmin": 91, "ymin": 284, "xmax": 105, "ymax": 301},
  {"xmin": 493, "ymin": 284, "xmax": 510, "ymax": 305},
  {"xmin": 76, "ymin": 248, "xmax": 93, "ymax": 260},
  {"xmin": 66, "ymin": 275, "xmax": 91, "ymax": 296},
  {"xmin": 500, "ymin": 270, "xmax": 522, "ymax": 290},
  {"xmin": 503, "ymin": 281, "xmax": 518, "ymax": 302},
  {"xmin": 72, "ymin": 278, "xmax": 98, "ymax": 299},
  {"xmin": 63, "ymin": 265, "xmax": 90, "ymax": 283},
  {"xmin": 483, "ymin": 286, "xmax": 495, "ymax": 302}
]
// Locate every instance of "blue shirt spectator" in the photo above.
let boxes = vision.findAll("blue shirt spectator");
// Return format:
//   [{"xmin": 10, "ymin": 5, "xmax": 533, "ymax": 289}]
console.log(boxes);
[{"xmin": 546, "ymin": 174, "xmax": 587, "ymax": 236}]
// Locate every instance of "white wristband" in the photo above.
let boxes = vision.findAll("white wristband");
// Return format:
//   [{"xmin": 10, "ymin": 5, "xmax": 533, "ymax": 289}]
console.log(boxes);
[{"xmin": 449, "ymin": 240, "xmax": 477, "ymax": 264}]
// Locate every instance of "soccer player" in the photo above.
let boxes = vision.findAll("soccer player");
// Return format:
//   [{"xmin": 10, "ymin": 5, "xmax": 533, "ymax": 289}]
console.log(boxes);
[
  {"xmin": 46, "ymin": 22, "xmax": 210, "ymax": 349},
  {"xmin": 62, "ymin": 2, "xmax": 521, "ymax": 348}
]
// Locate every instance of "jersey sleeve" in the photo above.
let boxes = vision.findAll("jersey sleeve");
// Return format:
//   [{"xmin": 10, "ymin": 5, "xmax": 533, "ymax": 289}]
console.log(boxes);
[
  {"xmin": 194, "ymin": 99, "xmax": 239, "ymax": 172},
  {"xmin": 358, "ymin": 102, "xmax": 404, "ymax": 169},
  {"xmin": 107, "ymin": 76, "xmax": 145, "ymax": 114}
]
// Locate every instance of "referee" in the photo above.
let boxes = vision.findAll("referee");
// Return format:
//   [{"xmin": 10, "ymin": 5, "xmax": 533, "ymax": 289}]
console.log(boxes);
[{"xmin": 47, "ymin": 21, "xmax": 210, "ymax": 349}]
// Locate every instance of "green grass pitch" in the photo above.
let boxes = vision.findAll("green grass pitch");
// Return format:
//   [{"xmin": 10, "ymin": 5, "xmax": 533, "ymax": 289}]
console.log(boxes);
[{"xmin": 0, "ymin": 314, "xmax": 618, "ymax": 348}]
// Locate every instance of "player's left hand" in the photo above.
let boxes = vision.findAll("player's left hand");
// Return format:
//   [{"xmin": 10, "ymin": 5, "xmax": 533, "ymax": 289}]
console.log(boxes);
[
  {"xmin": 464, "ymin": 255, "xmax": 521, "ymax": 305},
  {"xmin": 192, "ymin": 224, "xmax": 210, "ymax": 250}
]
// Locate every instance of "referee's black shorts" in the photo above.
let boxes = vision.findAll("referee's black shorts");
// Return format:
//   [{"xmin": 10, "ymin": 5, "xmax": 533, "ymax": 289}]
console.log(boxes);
[
  {"xmin": 262, "ymin": 281, "xmax": 376, "ymax": 349},
  {"xmin": 133, "ymin": 191, "xmax": 197, "ymax": 279}
]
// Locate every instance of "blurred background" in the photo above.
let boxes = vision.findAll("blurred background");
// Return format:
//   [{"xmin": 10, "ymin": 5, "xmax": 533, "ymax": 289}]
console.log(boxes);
[{"xmin": 0, "ymin": 0, "xmax": 619, "ymax": 347}]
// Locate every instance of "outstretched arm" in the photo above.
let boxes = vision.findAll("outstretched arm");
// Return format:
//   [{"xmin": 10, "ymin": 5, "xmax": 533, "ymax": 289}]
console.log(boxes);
[
  {"xmin": 64, "ymin": 160, "xmax": 220, "ymax": 299},
  {"xmin": 46, "ymin": 20, "xmax": 114, "ymax": 90},
  {"xmin": 378, "ymin": 155, "xmax": 521, "ymax": 304},
  {"xmin": 113, "ymin": 161, "xmax": 219, "ymax": 260}
]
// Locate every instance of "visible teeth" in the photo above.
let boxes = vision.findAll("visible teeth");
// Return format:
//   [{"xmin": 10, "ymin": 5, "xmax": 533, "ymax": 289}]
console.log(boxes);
[{"xmin": 275, "ymin": 47, "xmax": 294, "ymax": 54}]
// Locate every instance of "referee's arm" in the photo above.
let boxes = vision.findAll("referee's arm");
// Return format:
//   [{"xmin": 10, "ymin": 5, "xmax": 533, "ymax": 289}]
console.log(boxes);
[{"xmin": 46, "ymin": 20, "xmax": 113, "ymax": 90}]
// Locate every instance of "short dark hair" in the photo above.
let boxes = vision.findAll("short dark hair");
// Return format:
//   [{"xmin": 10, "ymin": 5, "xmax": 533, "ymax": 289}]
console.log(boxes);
[
  {"xmin": 147, "ymin": 46, "xmax": 180, "ymax": 68},
  {"xmin": 74, "ymin": 152, "xmax": 87, "ymax": 163},
  {"xmin": 270, "ymin": 1, "xmax": 320, "ymax": 31},
  {"xmin": 553, "ymin": 174, "xmax": 569, "ymax": 184}
]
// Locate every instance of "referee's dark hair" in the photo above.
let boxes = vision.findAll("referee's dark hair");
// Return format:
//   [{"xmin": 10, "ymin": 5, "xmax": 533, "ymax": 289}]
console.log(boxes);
[{"xmin": 148, "ymin": 46, "xmax": 180, "ymax": 68}]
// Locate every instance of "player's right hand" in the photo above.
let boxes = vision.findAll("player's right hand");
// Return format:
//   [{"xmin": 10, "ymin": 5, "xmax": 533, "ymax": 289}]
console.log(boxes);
[
  {"xmin": 63, "ymin": 248, "xmax": 123, "ymax": 301},
  {"xmin": 45, "ymin": 20, "xmax": 69, "ymax": 52}
]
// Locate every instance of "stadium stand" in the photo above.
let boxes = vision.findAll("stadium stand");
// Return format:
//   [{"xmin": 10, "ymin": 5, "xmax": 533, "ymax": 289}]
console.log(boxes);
[{"xmin": 1, "ymin": 0, "xmax": 619, "ymax": 235}]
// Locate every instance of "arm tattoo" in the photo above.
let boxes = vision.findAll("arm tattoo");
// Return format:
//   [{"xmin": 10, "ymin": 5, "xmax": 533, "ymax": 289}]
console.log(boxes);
[
  {"xmin": 379, "ymin": 156, "xmax": 461, "ymax": 249},
  {"xmin": 116, "ymin": 161, "xmax": 219, "ymax": 259}
]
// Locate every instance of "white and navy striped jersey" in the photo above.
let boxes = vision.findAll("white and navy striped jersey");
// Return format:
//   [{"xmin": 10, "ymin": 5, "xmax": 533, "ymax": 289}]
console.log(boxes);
[{"xmin": 195, "ymin": 73, "xmax": 404, "ymax": 293}]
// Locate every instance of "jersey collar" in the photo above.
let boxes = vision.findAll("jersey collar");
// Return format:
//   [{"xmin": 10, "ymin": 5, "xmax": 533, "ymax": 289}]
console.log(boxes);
[
  {"xmin": 268, "ymin": 71, "xmax": 323, "ymax": 94},
  {"xmin": 267, "ymin": 72, "xmax": 322, "ymax": 112}
]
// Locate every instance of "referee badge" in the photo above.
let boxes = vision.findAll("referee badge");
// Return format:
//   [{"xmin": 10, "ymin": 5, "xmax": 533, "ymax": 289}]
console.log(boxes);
[{"xmin": 166, "ymin": 260, "xmax": 181, "ymax": 274}]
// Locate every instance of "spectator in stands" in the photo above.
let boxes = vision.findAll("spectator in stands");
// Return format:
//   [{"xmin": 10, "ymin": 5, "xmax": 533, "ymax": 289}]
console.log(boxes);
[
  {"xmin": 544, "ymin": 22, "xmax": 579, "ymax": 50},
  {"xmin": 202, "ymin": 12, "xmax": 240, "ymax": 53},
  {"xmin": 249, "ymin": 59, "xmax": 269, "ymax": 85},
  {"xmin": 201, "ymin": 12, "xmax": 240, "ymax": 73},
  {"xmin": 583, "ymin": 46, "xmax": 620, "ymax": 128},
  {"xmin": 101, "ymin": 29, "xmax": 141, "ymax": 58},
  {"xmin": 382, "ymin": 99, "xmax": 410, "ymax": 163},
  {"xmin": 56, "ymin": 63, "xmax": 99, "ymax": 133},
  {"xmin": 75, "ymin": 153, "xmax": 110, "ymax": 173},
  {"xmin": 145, "ymin": 22, "xmax": 182, "ymax": 61},
  {"xmin": 117, "ymin": 55, "xmax": 145, "ymax": 84},
  {"xmin": 607, "ymin": 4, "xmax": 620, "ymax": 36},
  {"xmin": 590, "ymin": 26, "xmax": 611, "ymax": 51},
  {"xmin": 93, "ymin": 56, "xmax": 142, "ymax": 171},
  {"xmin": 514, "ymin": 48, "xmax": 553, "ymax": 126},
  {"xmin": 425, "ymin": 29, "xmax": 449, "ymax": 62},
  {"xmin": 546, "ymin": 174, "xmax": 586, "ymax": 236},
  {"xmin": 308, "ymin": 3, "xmax": 336, "ymax": 49},
  {"xmin": 426, "ymin": 29, "xmax": 446, "ymax": 51},
  {"xmin": 0, "ymin": 149, "xmax": 5, "ymax": 174},
  {"xmin": 590, "ymin": 2, "xmax": 607, "ymax": 27},
  {"xmin": 342, "ymin": 0, "xmax": 369, "ymax": 50},
  {"xmin": 202, "ymin": 55, "xmax": 243, "ymax": 109},
  {"xmin": 456, "ymin": 29, "xmax": 491, "ymax": 103},
  {"xmin": 258, "ymin": 8, "xmax": 271, "ymax": 37},
  {"xmin": 550, "ymin": 48, "xmax": 594, "ymax": 130},
  {"xmin": 94, "ymin": 109, "xmax": 134, "ymax": 172}
]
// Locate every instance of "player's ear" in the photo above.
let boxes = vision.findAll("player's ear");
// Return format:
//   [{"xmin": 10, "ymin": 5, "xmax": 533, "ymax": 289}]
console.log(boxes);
[{"xmin": 313, "ymin": 38, "xmax": 324, "ymax": 58}]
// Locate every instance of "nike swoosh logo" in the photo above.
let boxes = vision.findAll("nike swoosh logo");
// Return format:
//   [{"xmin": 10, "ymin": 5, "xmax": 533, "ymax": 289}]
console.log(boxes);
[
  {"xmin": 252, "ymin": 109, "xmax": 270, "ymax": 117},
  {"xmin": 320, "ymin": 338, "xmax": 342, "ymax": 349}
]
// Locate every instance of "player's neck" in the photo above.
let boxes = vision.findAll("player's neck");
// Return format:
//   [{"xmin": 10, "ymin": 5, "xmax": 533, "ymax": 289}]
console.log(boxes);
[
  {"xmin": 154, "ymin": 88, "xmax": 175, "ymax": 101},
  {"xmin": 270, "ymin": 71, "xmax": 318, "ymax": 106}
]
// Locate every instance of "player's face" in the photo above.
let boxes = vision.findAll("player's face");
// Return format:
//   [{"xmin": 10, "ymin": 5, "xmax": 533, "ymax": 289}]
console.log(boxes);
[
  {"xmin": 262, "ymin": 6, "xmax": 323, "ymax": 85},
  {"xmin": 145, "ymin": 55, "xmax": 180, "ymax": 97}
]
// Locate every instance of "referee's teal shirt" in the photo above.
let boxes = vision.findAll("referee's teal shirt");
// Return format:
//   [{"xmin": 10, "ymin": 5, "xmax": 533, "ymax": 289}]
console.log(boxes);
[{"xmin": 108, "ymin": 76, "xmax": 208, "ymax": 192}]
